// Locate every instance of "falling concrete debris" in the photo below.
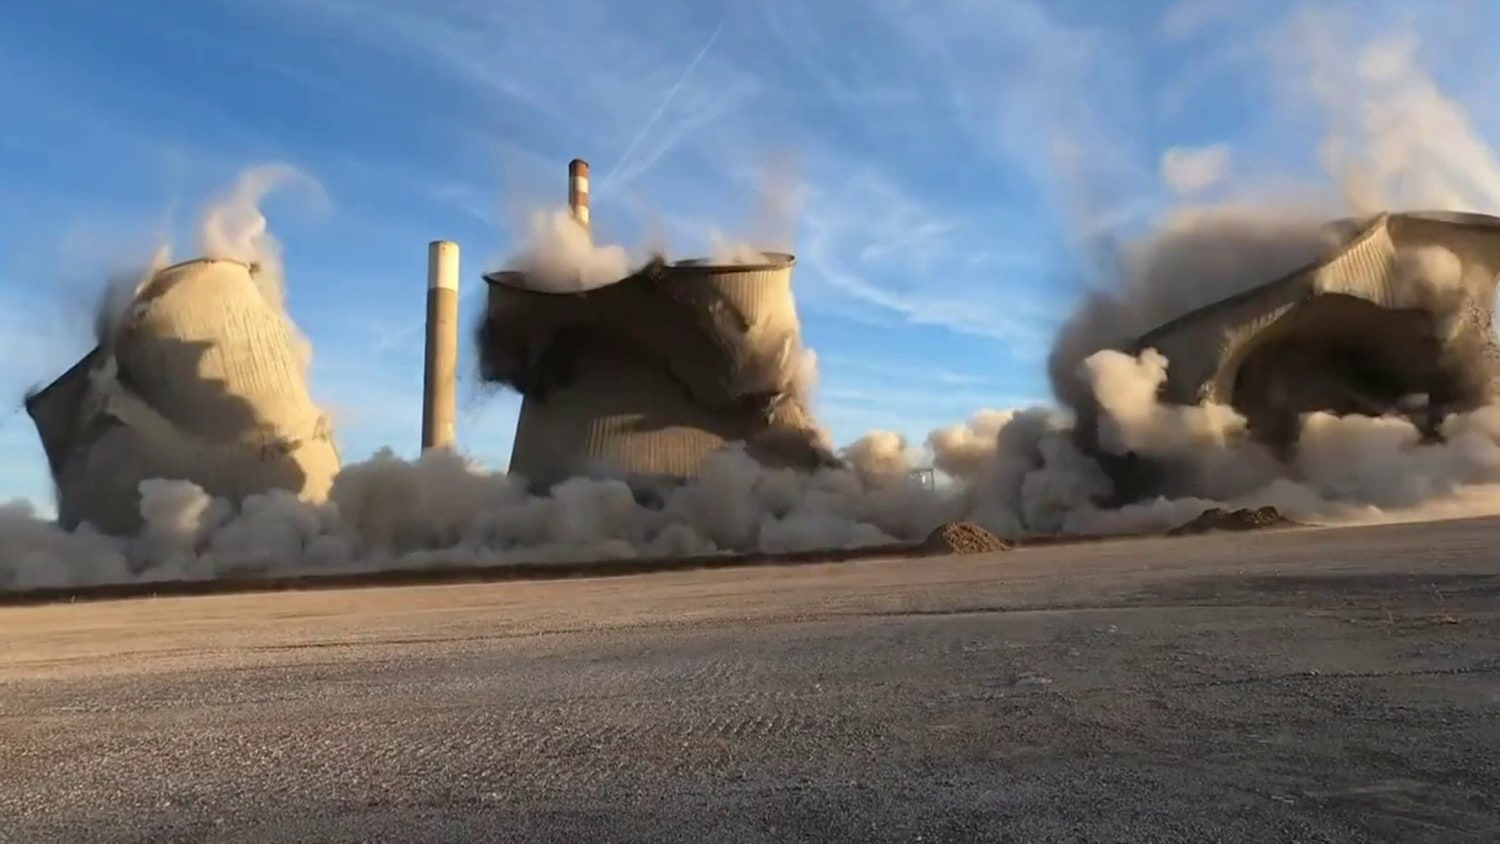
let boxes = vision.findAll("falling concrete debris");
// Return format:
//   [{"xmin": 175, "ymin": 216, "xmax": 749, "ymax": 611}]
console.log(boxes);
[
  {"xmin": 1070, "ymin": 210, "xmax": 1500, "ymax": 502},
  {"xmin": 477, "ymin": 253, "xmax": 838, "ymax": 489},
  {"xmin": 25, "ymin": 258, "xmax": 341, "ymax": 535}
]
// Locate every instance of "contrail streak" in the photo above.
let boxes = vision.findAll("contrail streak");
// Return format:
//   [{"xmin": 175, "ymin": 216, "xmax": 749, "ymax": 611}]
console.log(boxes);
[
  {"xmin": 597, "ymin": 22, "xmax": 725, "ymax": 194},
  {"xmin": 381, "ymin": 24, "xmax": 729, "ymax": 353}
]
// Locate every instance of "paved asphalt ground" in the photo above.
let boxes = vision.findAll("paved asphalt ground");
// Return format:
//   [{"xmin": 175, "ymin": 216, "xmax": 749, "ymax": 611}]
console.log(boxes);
[{"xmin": 2, "ymin": 518, "xmax": 1498, "ymax": 843}]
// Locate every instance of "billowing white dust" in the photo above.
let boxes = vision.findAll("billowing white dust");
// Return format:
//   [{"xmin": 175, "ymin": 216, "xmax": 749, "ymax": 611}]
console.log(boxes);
[
  {"xmin": 505, "ymin": 208, "xmax": 634, "ymax": 291},
  {"xmin": 9, "ymin": 4, "xmax": 1500, "ymax": 591}
]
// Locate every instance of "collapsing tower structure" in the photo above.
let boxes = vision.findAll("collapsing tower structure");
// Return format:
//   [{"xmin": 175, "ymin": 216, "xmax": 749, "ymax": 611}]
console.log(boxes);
[
  {"xmin": 477, "ymin": 159, "xmax": 838, "ymax": 488},
  {"xmin": 1070, "ymin": 210, "xmax": 1500, "ymax": 500},
  {"xmin": 25, "ymin": 258, "xmax": 341, "ymax": 535}
]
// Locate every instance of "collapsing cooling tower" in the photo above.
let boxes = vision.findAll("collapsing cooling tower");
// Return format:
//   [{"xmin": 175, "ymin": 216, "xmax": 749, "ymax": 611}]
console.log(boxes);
[
  {"xmin": 25, "ymin": 258, "xmax": 341, "ymax": 535},
  {"xmin": 1074, "ymin": 210, "xmax": 1500, "ymax": 500},
  {"xmin": 477, "ymin": 253, "xmax": 838, "ymax": 488}
]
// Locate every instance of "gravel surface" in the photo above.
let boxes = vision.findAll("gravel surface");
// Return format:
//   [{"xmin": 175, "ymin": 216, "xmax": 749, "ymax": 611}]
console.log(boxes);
[{"xmin": 2, "ymin": 518, "xmax": 1498, "ymax": 843}]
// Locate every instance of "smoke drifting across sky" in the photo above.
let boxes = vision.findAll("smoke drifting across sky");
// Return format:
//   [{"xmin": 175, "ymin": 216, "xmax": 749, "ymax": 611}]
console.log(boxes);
[
  {"xmin": 7, "ymin": 0, "xmax": 1500, "ymax": 592},
  {"xmin": 501, "ymin": 151, "xmax": 799, "ymax": 291}
]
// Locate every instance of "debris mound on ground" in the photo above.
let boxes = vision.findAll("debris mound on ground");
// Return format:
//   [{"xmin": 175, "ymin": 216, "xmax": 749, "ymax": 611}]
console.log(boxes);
[
  {"xmin": 920, "ymin": 522, "xmax": 1013, "ymax": 555},
  {"xmin": 1168, "ymin": 506, "xmax": 1299, "ymax": 536}
]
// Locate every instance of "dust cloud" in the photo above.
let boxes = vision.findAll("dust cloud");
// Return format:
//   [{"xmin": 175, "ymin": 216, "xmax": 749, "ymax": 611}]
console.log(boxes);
[
  {"xmin": 1042, "ymin": 2, "xmax": 1500, "ymax": 530},
  {"xmin": 198, "ymin": 164, "xmax": 305, "ymax": 311},
  {"xmin": 504, "ymin": 208, "xmax": 636, "ymax": 291},
  {"xmin": 502, "ymin": 154, "xmax": 797, "ymax": 286},
  {"xmin": 8, "ymin": 3, "xmax": 1500, "ymax": 592},
  {"xmin": 91, "ymin": 164, "xmax": 323, "ymax": 371}
]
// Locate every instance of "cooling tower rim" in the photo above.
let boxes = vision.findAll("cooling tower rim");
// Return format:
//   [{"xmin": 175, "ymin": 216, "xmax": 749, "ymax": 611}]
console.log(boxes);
[
  {"xmin": 481, "ymin": 269, "xmax": 530, "ymax": 287},
  {"xmin": 152, "ymin": 256, "xmax": 260, "ymax": 278},
  {"xmin": 481, "ymin": 252, "xmax": 796, "ymax": 294},
  {"xmin": 1133, "ymin": 212, "xmax": 1392, "ymax": 349},
  {"xmin": 1313, "ymin": 209, "xmax": 1500, "ymax": 245},
  {"xmin": 1131, "ymin": 207, "xmax": 1500, "ymax": 353},
  {"xmin": 1388, "ymin": 209, "xmax": 1500, "ymax": 229},
  {"xmin": 669, "ymin": 252, "xmax": 796, "ymax": 273},
  {"xmin": 480, "ymin": 256, "xmax": 668, "ymax": 294},
  {"xmin": 27, "ymin": 258, "xmax": 261, "ymax": 408},
  {"xmin": 132, "ymin": 257, "xmax": 266, "ymax": 303},
  {"xmin": 479, "ymin": 268, "xmax": 615, "ymax": 297}
]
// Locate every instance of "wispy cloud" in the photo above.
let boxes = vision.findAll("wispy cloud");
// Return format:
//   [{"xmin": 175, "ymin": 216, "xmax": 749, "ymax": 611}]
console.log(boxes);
[
  {"xmin": 247, "ymin": 0, "xmax": 758, "ymax": 169},
  {"xmin": 237, "ymin": 0, "xmax": 1108, "ymax": 346},
  {"xmin": 795, "ymin": 167, "xmax": 1065, "ymax": 350},
  {"xmin": 1161, "ymin": 144, "xmax": 1233, "ymax": 195},
  {"xmin": 596, "ymin": 21, "xmax": 728, "ymax": 193}
]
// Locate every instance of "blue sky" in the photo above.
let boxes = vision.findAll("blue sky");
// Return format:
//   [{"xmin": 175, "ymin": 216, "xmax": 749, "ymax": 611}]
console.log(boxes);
[{"xmin": 0, "ymin": 0, "xmax": 1492, "ymax": 507}]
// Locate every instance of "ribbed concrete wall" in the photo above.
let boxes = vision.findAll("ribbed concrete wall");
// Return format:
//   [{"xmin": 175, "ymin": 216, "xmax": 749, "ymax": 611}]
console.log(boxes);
[
  {"xmin": 26, "ymin": 259, "xmax": 340, "ymax": 534},
  {"xmin": 658, "ymin": 258, "xmax": 810, "ymax": 401},
  {"xmin": 1131, "ymin": 211, "xmax": 1500, "ymax": 408},
  {"xmin": 1076, "ymin": 210, "xmax": 1500, "ymax": 499},
  {"xmin": 480, "ymin": 253, "xmax": 835, "ymax": 488},
  {"xmin": 1134, "ymin": 213, "xmax": 1401, "ymax": 406},
  {"xmin": 510, "ymin": 348, "xmax": 747, "ymax": 483}
]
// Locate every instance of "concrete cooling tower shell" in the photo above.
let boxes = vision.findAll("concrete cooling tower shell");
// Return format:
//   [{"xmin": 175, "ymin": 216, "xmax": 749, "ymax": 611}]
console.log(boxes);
[
  {"xmin": 26, "ymin": 258, "xmax": 341, "ymax": 535},
  {"xmin": 478, "ymin": 253, "xmax": 837, "ymax": 488},
  {"xmin": 1075, "ymin": 210, "xmax": 1500, "ymax": 500}
]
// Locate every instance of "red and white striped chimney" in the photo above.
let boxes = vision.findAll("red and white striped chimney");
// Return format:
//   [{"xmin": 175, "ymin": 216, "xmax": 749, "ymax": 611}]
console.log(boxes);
[{"xmin": 568, "ymin": 158, "xmax": 590, "ymax": 233}]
